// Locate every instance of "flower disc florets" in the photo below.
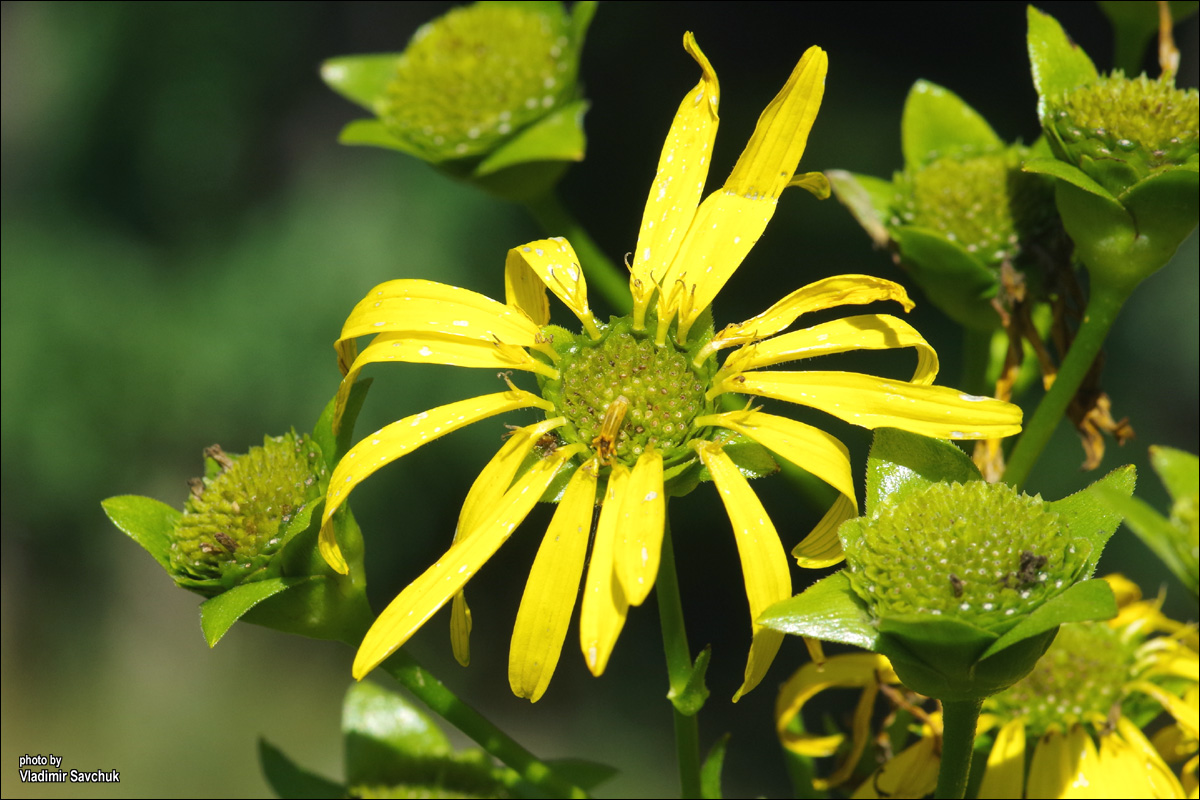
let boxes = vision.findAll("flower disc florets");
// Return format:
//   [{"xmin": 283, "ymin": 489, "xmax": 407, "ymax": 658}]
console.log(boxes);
[
  {"xmin": 1049, "ymin": 73, "xmax": 1199, "ymax": 178},
  {"xmin": 544, "ymin": 318, "xmax": 711, "ymax": 465},
  {"xmin": 381, "ymin": 3, "xmax": 576, "ymax": 159},
  {"xmin": 171, "ymin": 433, "xmax": 326, "ymax": 592},
  {"xmin": 843, "ymin": 481, "xmax": 1088, "ymax": 632}
]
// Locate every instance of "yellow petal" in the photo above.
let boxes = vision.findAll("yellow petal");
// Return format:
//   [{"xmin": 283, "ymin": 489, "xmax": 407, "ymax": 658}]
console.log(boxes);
[
  {"xmin": 1028, "ymin": 725, "xmax": 1103, "ymax": 800},
  {"xmin": 978, "ymin": 718, "xmax": 1027, "ymax": 799},
  {"xmin": 695, "ymin": 441, "xmax": 791, "ymax": 701},
  {"xmin": 1105, "ymin": 718, "xmax": 1186, "ymax": 799},
  {"xmin": 792, "ymin": 493, "xmax": 858, "ymax": 568},
  {"xmin": 630, "ymin": 32, "xmax": 719, "ymax": 329},
  {"xmin": 506, "ymin": 239, "xmax": 601, "ymax": 339},
  {"xmin": 716, "ymin": 370, "xmax": 1023, "ymax": 440},
  {"xmin": 319, "ymin": 390, "xmax": 552, "ymax": 574},
  {"xmin": 718, "ymin": 314, "xmax": 939, "ymax": 385},
  {"xmin": 450, "ymin": 593, "xmax": 472, "ymax": 667},
  {"xmin": 580, "ymin": 464, "xmax": 630, "ymax": 676},
  {"xmin": 694, "ymin": 275, "xmax": 915, "ymax": 364},
  {"xmin": 615, "ymin": 449, "xmax": 666, "ymax": 607},
  {"xmin": 1128, "ymin": 680, "xmax": 1200, "ymax": 739},
  {"xmin": 852, "ymin": 733, "xmax": 941, "ymax": 799},
  {"xmin": 352, "ymin": 445, "xmax": 581, "ymax": 679},
  {"xmin": 775, "ymin": 653, "xmax": 897, "ymax": 758},
  {"xmin": 509, "ymin": 463, "xmax": 597, "ymax": 702}
]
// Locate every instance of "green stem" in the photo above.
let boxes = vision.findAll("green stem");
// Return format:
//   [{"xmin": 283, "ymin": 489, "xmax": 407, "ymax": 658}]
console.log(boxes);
[
  {"xmin": 657, "ymin": 516, "xmax": 703, "ymax": 798},
  {"xmin": 523, "ymin": 191, "xmax": 632, "ymax": 315},
  {"xmin": 381, "ymin": 651, "xmax": 588, "ymax": 799},
  {"xmin": 1003, "ymin": 282, "xmax": 1131, "ymax": 489},
  {"xmin": 960, "ymin": 327, "xmax": 993, "ymax": 397},
  {"xmin": 934, "ymin": 698, "xmax": 983, "ymax": 800}
]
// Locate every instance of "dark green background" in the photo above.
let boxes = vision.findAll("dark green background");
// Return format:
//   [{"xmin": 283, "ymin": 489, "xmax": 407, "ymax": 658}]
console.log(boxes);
[{"xmin": 2, "ymin": 2, "xmax": 1196, "ymax": 797}]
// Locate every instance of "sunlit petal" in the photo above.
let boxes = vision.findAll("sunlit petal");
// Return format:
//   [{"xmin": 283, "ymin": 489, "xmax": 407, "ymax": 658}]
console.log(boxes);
[
  {"xmin": 695, "ymin": 441, "xmax": 790, "ymax": 700},
  {"xmin": 507, "ymin": 239, "xmax": 601, "ymax": 338},
  {"xmin": 978, "ymin": 718, "xmax": 1027, "ymax": 799},
  {"xmin": 852, "ymin": 730, "xmax": 940, "ymax": 799},
  {"xmin": 630, "ymin": 32, "xmax": 719, "ymax": 329},
  {"xmin": 580, "ymin": 464, "xmax": 630, "ymax": 676},
  {"xmin": 615, "ymin": 449, "xmax": 666, "ymax": 606},
  {"xmin": 352, "ymin": 445, "xmax": 582, "ymax": 679},
  {"xmin": 1028, "ymin": 725, "xmax": 1103, "ymax": 799},
  {"xmin": 319, "ymin": 390, "xmax": 553, "ymax": 574},
  {"xmin": 1105, "ymin": 719, "xmax": 1186, "ymax": 799},
  {"xmin": 1128, "ymin": 680, "xmax": 1200, "ymax": 739},
  {"xmin": 792, "ymin": 493, "xmax": 858, "ymax": 568},
  {"xmin": 510, "ymin": 464, "xmax": 597, "ymax": 702},
  {"xmin": 775, "ymin": 653, "xmax": 897, "ymax": 758}
]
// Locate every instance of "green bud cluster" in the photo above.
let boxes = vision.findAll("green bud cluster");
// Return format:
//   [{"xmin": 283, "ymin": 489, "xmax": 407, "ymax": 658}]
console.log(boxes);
[
  {"xmin": 1049, "ymin": 74, "xmax": 1199, "ymax": 181},
  {"xmin": 986, "ymin": 621, "xmax": 1136, "ymax": 736},
  {"xmin": 551, "ymin": 324, "xmax": 708, "ymax": 464},
  {"xmin": 843, "ymin": 481, "xmax": 1089, "ymax": 632},
  {"xmin": 171, "ymin": 433, "xmax": 326, "ymax": 591},
  {"xmin": 894, "ymin": 146, "xmax": 1056, "ymax": 269},
  {"xmin": 380, "ymin": 3, "xmax": 576, "ymax": 160}
]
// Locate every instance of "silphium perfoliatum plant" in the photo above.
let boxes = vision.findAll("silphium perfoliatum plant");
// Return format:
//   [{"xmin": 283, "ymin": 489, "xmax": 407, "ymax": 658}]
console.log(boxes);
[
  {"xmin": 102, "ymin": 382, "xmax": 375, "ymax": 647},
  {"xmin": 828, "ymin": 80, "xmax": 1060, "ymax": 334},
  {"xmin": 321, "ymin": 1, "xmax": 596, "ymax": 203},
  {"xmin": 759, "ymin": 428, "xmax": 1134, "ymax": 798}
]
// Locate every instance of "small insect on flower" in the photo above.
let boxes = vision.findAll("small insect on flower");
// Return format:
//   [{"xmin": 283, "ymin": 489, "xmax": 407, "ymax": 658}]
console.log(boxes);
[{"xmin": 592, "ymin": 395, "xmax": 630, "ymax": 465}]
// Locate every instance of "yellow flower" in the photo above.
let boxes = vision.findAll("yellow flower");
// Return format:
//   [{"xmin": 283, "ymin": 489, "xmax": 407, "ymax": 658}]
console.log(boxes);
[
  {"xmin": 318, "ymin": 34, "xmax": 1022, "ymax": 702},
  {"xmin": 779, "ymin": 576, "xmax": 1199, "ymax": 798}
]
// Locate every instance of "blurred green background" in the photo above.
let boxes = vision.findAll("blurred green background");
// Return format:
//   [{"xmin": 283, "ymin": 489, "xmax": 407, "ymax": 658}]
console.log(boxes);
[{"xmin": 2, "ymin": 2, "xmax": 1196, "ymax": 797}]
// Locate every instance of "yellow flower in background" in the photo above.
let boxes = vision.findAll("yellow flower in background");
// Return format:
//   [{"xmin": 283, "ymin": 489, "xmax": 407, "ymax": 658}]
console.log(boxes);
[
  {"xmin": 779, "ymin": 576, "xmax": 1198, "ymax": 798},
  {"xmin": 318, "ymin": 33, "xmax": 1022, "ymax": 702}
]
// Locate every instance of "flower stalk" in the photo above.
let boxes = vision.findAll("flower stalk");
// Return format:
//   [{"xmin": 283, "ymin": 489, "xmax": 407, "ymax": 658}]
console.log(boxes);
[
  {"xmin": 934, "ymin": 698, "xmax": 983, "ymax": 799},
  {"xmin": 657, "ymin": 517, "xmax": 704, "ymax": 797}
]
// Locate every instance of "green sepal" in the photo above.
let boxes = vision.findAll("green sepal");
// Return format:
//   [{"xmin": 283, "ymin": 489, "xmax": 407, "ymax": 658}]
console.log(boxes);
[
  {"xmin": 668, "ymin": 645, "xmax": 712, "ymax": 717},
  {"xmin": 1027, "ymin": 6, "xmax": 1099, "ymax": 125},
  {"xmin": 568, "ymin": 0, "xmax": 598, "ymax": 46},
  {"xmin": 902, "ymin": 80, "xmax": 1003, "ymax": 170},
  {"xmin": 200, "ymin": 577, "xmax": 311, "ymax": 647},
  {"xmin": 979, "ymin": 577, "xmax": 1117, "ymax": 659},
  {"xmin": 757, "ymin": 572, "xmax": 880, "ymax": 651},
  {"xmin": 258, "ymin": 738, "xmax": 347, "ymax": 799},
  {"xmin": 663, "ymin": 457, "xmax": 704, "ymax": 498},
  {"xmin": 337, "ymin": 119, "xmax": 428, "ymax": 158},
  {"xmin": 321, "ymin": 54, "xmax": 401, "ymax": 113},
  {"xmin": 313, "ymin": 378, "xmax": 373, "ymax": 472},
  {"xmin": 700, "ymin": 733, "xmax": 730, "ymax": 800},
  {"xmin": 1023, "ymin": 157, "xmax": 1119, "ymax": 202},
  {"xmin": 1043, "ymin": 464, "xmax": 1134, "ymax": 573},
  {"xmin": 718, "ymin": 431, "xmax": 779, "ymax": 480},
  {"xmin": 826, "ymin": 169, "xmax": 893, "ymax": 247},
  {"xmin": 1152, "ymin": 444, "xmax": 1200, "ymax": 501},
  {"xmin": 865, "ymin": 428, "xmax": 981, "ymax": 514},
  {"xmin": 1117, "ymin": 166, "xmax": 1200, "ymax": 276},
  {"xmin": 888, "ymin": 226, "xmax": 1001, "ymax": 331},
  {"xmin": 101, "ymin": 495, "xmax": 180, "ymax": 571},
  {"xmin": 1098, "ymin": 1, "xmax": 1199, "ymax": 75},
  {"xmin": 473, "ymin": 99, "xmax": 589, "ymax": 178}
]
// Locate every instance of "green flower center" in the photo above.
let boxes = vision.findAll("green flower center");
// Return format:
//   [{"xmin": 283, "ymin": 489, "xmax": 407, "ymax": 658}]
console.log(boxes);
[
  {"xmin": 896, "ymin": 147, "xmax": 1056, "ymax": 268},
  {"xmin": 548, "ymin": 321, "xmax": 708, "ymax": 465},
  {"xmin": 171, "ymin": 433, "xmax": 325, "ymax": 591},
  {"xmin": 843, "ymin": 481, "xmax": 1088, "ymax": 631},
  {"xmin": 986, "ymin": 621, "xmax": 1136, "ymax": 736},
  {"xmin": 381, "ymin": 3, "xmax": 575, "ymax": 159},
  {"xmin": 1050, "ymin": 74, "xmax": 1199, "ymax": 172}
]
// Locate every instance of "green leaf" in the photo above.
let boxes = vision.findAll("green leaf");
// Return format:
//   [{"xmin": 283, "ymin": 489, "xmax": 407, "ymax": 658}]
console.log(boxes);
[
  {"xmin": 721, "ymin": 436, "xmax": 780, "ymax": 481},
  {"xmin": 337, "ymin": 119, "xmax": 429, "ymax": 159},
  {"xmin": 1095, "ymin": 486, "xmax": 1195, "ymax": 594},
  {"xmin": 543, "ymin": 759, "xmax": 618, "ymax": 792},
  {"xmin": 313, "ymin": 378, "xmax": 373, "ymax": 472},
  {"xmin": 199, "ymin": 577, "xmax": 308, "ymax": 647},
  {"xmin": 826, "ymin": 170, "xmax": 894, "ymax": 247},
  {"xmin": 101, "ymin": 495, "xmax": 180, "ymax": 570},
  {"xmin": 1027, "ymin": 6, "xmax": 1099, "ymax": 123},
  {"xmin": 321, "ymin": 54, "xmax": 400, "ymax": 113},
  {"xmin": 700, "ymin": 733, "xmax": 730, "ymax": 799},
  {"xmin": 889, "ymin": 227, "xmax": 1001, "ymax": 331},
  {"xmin": 343, "ymin": 682, "xmax": 452, "ymax": 786},
  {"xmin": 569, "ymin": 0, "xmax": 598, "ymax": 46},
  {"xmin": 1023, "ymin": 157, "xmax": 1120, "ymax": 202},
  {"xmin": 1044, "ymin": 464, "xmax": 1135, "ymax": 572},
  {"xmin": 1154, "ymin": 445, "xmax": 1200, "ymax": 501},
  {"xmin": 259, "ymin": 738, "xmax": 346, "ymax": 799},
  {"xmin": 757, "ymin": 572, "xmax": 879, "ymax": 650},
  {"xmin": 901, "ymin": 80, "xmax": 1003, "ymax": 170},
  {"xmin": 668, "ymin": 645, "xmax": 712, "ymax": 717},
  {"xmin": 865, "ymin": 429, "xmax": 981, "ymax": 515},
  {"xmin": 980, "ymin": 578, "xmax": 1116, "ymax": 659},
  {"xmin": 473, "ymin": 99, "xmax": 590, "ymax": 177}
]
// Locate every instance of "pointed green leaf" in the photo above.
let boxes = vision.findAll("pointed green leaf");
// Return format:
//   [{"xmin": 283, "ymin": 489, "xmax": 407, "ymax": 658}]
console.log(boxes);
[
  {"xmin": 1027, "ymin": 6, "xmax": 1099, "ymax": 122},
  {"xmin": 542, "ymin": 759, "xmax": 618, "ymax": 792},
  {"xmin": 669, "ymin": 645, "xmax": 712, "ymax": 717},
  {"xmin": 1095, "ymin": 485, "xmax": 1194, "ymax": 593},
  {"xmin": 700, "ymin": 733, "xmax": 730, "ymax": 799},
  {"xmin": 1151, "ymin": 445, "xmax": 1199, "ymax": 502},
  {"xmin": 337, "ymin": 119, "xmax": 428, "ymax": 158},
  {"xmin": 343, "ymin": 682, "xmax": 452, "ymax": 786},
  {"xmin": 258, "ymin": 738, "xmax": 346, "ymax": 800},
  {"xmin": 865, "ymin": 429, "xmax": 981, "ymax": 515},
  {"xmin": 313, "ymin": 378, "xmax": 373, "ymax": 472},
  {"xmin": 102, "ymin": 495, "xmax": 180, "ymax": 570},
  {"xmin": 721, "ymin": 437, "xmax": 780, "ymax": 481},
  {"xmin": 199, "ymin": 577, "xmax": 308, "ymax": 647},
  {"xmin": 980, "ymin": 578, "xmax": 1116, "ymax": 659},
  {"xmin": 1044, "ymin": 464, "xmax": 1135, "ymax": 571},
  {"xmin": 1023, "ymin": 157, "xmax": 1120, "ymax": 202},
  {"xmin": 827, "ymin": 170, "xmax": 894, "ymax": 247},
  {"xmin": 321, "ymin": 54, "xmax": 400, "ymax": 112},
  {"xmin": 902, "ymin": 80, "xmax": 1002, "ymax": 170},
  {"xmin": 473, "ymin": 99, "xmax": 589, "ymax": 177},
  {"xmin": 569, "ymin": 0, "xmax": 598, "ymax": 45},
  {"xmin": 889, "ymin": 226, "xmax": 1001, "ymax": 331},
  {"xmin": 758, "ymin": 572, "xmax": 879, "ymax": 650}
]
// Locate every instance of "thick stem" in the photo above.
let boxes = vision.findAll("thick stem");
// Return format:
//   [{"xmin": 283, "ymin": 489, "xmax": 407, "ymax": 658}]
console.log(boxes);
[
  {"xmin": 657, "ymin": 517, "xmax": 703, "ymax": 798},
  {"xmin": 523, "ymin": 191, "xmax": 632, "ymax": 315},
  {"xmin": 381, "ymin": 651, "xmax": 587, "ymax": 799},
  {"xmin": 1002, "ymin": 282, "xmax": 1131, "ymax": 489},
  {"xmin": 934, "ymin": 698, "xmax": 983, "ymax": 800}
]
